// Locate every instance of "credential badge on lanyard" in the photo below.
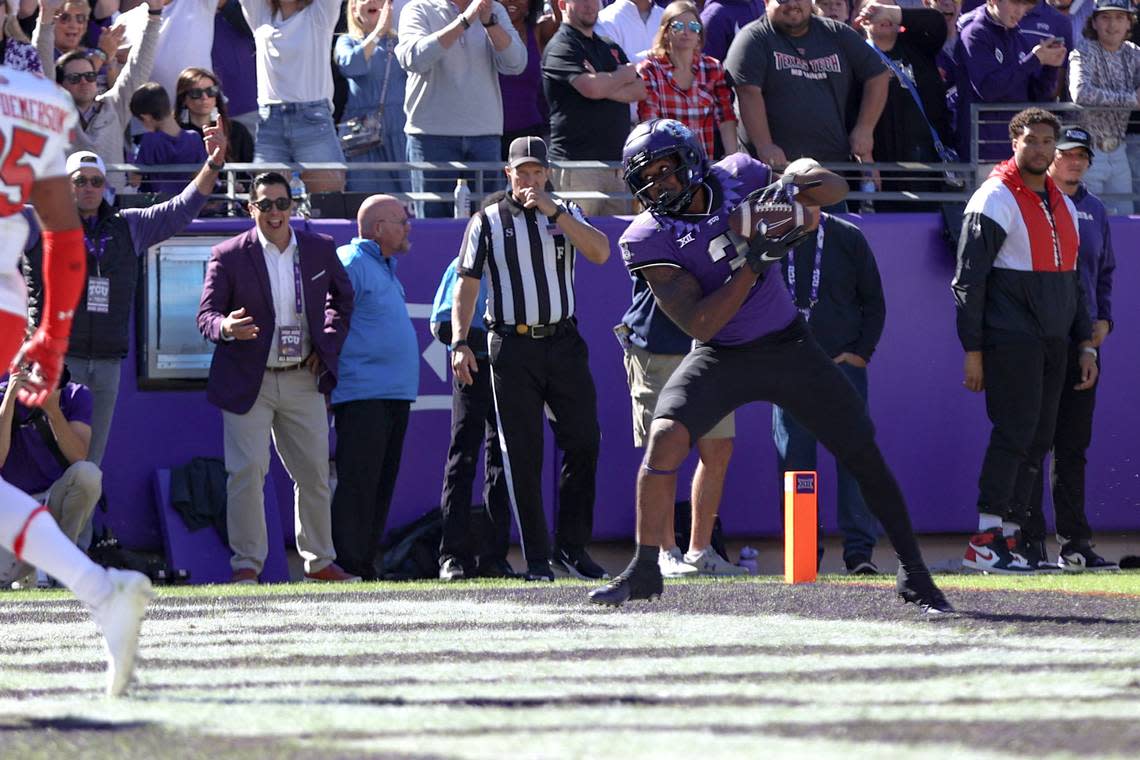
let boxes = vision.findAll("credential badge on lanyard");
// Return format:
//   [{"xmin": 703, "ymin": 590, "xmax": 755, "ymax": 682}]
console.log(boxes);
[
  {"xmin": 785, "ymin": 214, "xmax": 826, "ymax": 321},
  {"xmin": 277, "ymin": 252, "xmax": 305, "ymax": 362}
]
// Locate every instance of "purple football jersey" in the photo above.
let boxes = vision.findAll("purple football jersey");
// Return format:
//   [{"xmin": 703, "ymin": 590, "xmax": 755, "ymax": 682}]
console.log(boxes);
[{"xmin": 619, "ymin": 153, "xmax": 798, "ymax": 346}]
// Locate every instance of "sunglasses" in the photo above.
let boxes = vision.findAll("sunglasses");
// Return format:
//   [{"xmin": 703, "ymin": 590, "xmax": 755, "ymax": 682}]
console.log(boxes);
[
  {"xmin": 251, "ymin": 197, "xmax": 294, "ymax": 212},
  {"xmin": 72, "ymin": 175, "xmax": 106, "ymax": 188},
  {"xmin": 56, "ymin": 12, "xmax": 90, "ymax": 23},
  {"xmin": 669, "ymin": 20, "xmax": 703, "ymax": 33},
  {"xmin": 186, "ymin": 86, "xmax": 220, "ymax": 100},
  {"xmin": 62, "ymin": 71, "xmax": 99, "ymax": 85}
]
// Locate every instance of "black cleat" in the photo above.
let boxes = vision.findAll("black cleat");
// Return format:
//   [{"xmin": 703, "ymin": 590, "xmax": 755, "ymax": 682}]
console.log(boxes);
[
  {"xmin": 524, "ymin": 560, "xmax": 555, "ymax": 582},
  {"xmin": 588, "ymin": 562, "xmax": 663, "ymax": 607},
  {"xmin": 552, "ymin": 546, "xmax": 610, "ymax": 580},
  {"xmin": 897, "ymin": 565, "xmax": 955, "ymax": 615}
]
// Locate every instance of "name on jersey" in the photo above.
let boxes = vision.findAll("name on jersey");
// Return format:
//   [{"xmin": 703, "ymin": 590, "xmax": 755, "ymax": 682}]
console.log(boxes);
[
  {"xmin": 1077, "ymin": 210, "xmax": 1093, "ymax": 222},
  {"xmin": 773, "ymin": 51, "xmax": 841, "ymax": 80},
  {"xmin": 0, "ymin": 93, "xmax": 71, "ymax": 135}
]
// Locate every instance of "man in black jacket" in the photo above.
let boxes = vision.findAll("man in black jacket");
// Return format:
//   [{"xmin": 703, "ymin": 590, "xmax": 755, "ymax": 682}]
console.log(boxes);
[
  {"xmin": 22, "ymin": 128, "xmax": 227, "ymax": 546},
  {"xmin": 953, "ymin": 108, "xmax": 1098, "ymax": 574}
]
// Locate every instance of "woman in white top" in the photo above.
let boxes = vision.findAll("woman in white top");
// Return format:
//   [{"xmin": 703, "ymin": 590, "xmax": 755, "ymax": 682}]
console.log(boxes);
[{"xmin": 240, "ymin": 0, "xmax": 345, "ymax": 192}]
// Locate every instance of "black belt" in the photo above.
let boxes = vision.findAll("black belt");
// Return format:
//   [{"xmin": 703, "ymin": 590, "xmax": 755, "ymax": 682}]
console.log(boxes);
[
  {"xmin": 491, "ymin": 319, "xmax": 574, "ymax": 339},
  {"xmin": 266, "ymin": 363, "xmax": 305, "ymax": 373}
]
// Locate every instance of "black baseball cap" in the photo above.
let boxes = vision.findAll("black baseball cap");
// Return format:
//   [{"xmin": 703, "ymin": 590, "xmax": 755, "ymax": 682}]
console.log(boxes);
[
  {"xmin": 1057, "ymin": 127, "xmax": 1094, "ymax": 157},
  {"xmin": 508, "ymin": 136, "xmax": 549, "ymax": 169}
]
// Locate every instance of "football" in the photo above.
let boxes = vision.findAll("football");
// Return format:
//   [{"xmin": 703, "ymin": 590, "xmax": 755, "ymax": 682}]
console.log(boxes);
[{"xmin": 727, "ymin": 195, "xmax": 806, "ymax": 241}]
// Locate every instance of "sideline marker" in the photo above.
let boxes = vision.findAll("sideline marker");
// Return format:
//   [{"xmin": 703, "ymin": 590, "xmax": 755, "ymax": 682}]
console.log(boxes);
[{"xmin": 784, "ymin": 471, "xmax": 818, "ymax": 584}]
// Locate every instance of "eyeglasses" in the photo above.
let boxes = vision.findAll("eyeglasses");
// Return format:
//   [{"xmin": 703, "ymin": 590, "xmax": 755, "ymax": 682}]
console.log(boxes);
[
  {"xmin": 62, "ymin": 72, "xmax": 99, "ymax": 85},
  {"xmin": 186, "ymin": 86, "xmax": 220, "ymax": 100},
  {"xmin": 379, "ymin": 217, "xmax": 411, "ymax": 227},
  {"xmin": 669, "ymin": 20, "xmax": 703, "ymax": 33},
  {"xmin": 251, "ymin": 197, "xmax": 293, "ymax": 212},
  {"xmin": 56, "ymin": 12, "xmax": 90, "ymax": 24},
  {"xmin": 72, "ymin": 175, "xmax": 106, "ymax": 188}
]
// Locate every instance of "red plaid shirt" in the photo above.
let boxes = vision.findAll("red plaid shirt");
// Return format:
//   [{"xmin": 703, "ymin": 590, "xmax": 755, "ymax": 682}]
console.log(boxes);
[{"xmin": 636, "ymin": 53, "xmax": 736, "ymax": 161}]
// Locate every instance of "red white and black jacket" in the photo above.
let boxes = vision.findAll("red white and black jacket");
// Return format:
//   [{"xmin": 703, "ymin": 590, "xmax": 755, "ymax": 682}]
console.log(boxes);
[{"xmin": 952, "ymin": 160, "xmax": 1092, "ymax": 351}]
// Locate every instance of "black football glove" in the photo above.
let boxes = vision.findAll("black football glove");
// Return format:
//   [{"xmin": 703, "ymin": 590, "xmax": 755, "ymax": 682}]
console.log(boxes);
[
  {"xmin": 743, "ymin": 224, "xmax": 810, "ymax": 276},
  {"xmin": 744, "ymin": 176, "xmax": 823, "ymax": 208}
]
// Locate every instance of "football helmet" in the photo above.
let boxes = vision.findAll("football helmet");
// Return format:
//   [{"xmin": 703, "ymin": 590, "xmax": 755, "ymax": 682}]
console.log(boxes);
[{"xmin": 621, "ymin": 119, "xmax": 707, "ymax": 216}]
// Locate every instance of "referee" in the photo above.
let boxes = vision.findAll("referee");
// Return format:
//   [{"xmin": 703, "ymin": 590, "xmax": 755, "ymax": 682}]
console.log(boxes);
[{"xmin": 451, "ymin": 136, "xmax": 612, "ymax": 582}]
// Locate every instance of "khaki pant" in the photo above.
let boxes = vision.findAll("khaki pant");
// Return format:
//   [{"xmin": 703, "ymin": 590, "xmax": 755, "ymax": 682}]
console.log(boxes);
[
  {"xmin": 222, "ymin": 368, "xmax": 335, "ymax": 575},
  {"xmin": 0, "ymin": 461, "xmax": 102, "ymax": 586},
  {"xmin": 623, "ymin": 344, "xmax": 734, "ymax": 448},
  {"xmin": 552, "ymin": 166, "xmax": 631, "ymax": 217}
]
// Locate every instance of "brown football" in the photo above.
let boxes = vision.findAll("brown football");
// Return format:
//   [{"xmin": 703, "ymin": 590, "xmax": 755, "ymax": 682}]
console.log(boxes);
[{"xmin": 727, "ymin": 197, "xmax": 806, "ymax": 241}]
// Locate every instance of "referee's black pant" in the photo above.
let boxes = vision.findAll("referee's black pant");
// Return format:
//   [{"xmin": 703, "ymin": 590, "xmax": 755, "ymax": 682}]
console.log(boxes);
[
  {"xmin": 488, "ymin": 325, "xmax": 600, "ymax": 565},
  {"xmin": 439, "ymin": 352, "xmax": 511, "ymax": 570},
  {"xmin": 1024, "ymin": 343, "xmax": 1101, "ymax": 543}
]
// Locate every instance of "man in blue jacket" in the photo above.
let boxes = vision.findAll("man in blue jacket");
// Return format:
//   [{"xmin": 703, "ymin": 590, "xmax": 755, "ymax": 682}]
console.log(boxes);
[
  {"xmin": 1022, "ymin": 127, "xmax": 1119, "ymax": 571},
  {"xmin": 330, "ymin": 195, "xmax": 421, "ymax": 581}
]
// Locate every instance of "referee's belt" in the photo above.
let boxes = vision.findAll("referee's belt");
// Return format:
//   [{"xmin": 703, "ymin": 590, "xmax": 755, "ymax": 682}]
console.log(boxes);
[{"xmin": 491, "ymin": 319, "xmax": 575, "ymax": 339}]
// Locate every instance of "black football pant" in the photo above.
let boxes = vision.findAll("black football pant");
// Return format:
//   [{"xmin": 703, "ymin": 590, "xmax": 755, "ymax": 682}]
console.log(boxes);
[
  {"xmin": 488, "ymin": 327, "xmax": 600, "ymax": 565},
  {"xmin": 1024, "ymin": 344, "xmax": 1100, "ymax": 543},
  {"xmin": 331, "ymin": 399, "xmax": 410, "ymax": 579},
  {"xmin": 976, "ymin": 337, "xmax": 1068, "ymax": 527},
  {"xmin": 655, "ymin": 319, "xmax": 925, "ymax": 570},
  {"xmin": 439, "ymin": 353, "xmax": 511, "ymax": 569}
]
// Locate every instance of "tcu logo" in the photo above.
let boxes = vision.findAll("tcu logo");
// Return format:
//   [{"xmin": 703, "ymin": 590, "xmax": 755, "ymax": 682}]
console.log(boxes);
[
  {"xmin": 89, "ymin": 281, "xmax": 109, "ymax": 298},
  {"xmin": 281, "ymin": 333, "xmax": 301, "ymax": 346}
]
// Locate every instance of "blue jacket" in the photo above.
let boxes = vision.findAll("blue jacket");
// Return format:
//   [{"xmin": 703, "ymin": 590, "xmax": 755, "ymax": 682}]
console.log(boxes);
[
  {"xmin": 1071, "ymin": 184, "xmax": 1116, "ymax": 327},
  {"xmin": 953, "ymin": 8, "xmax": 1060, "ymax": 159},
  {"xmin": 332, "ymin": 238, "xmax": 419, "ymax": 404}
]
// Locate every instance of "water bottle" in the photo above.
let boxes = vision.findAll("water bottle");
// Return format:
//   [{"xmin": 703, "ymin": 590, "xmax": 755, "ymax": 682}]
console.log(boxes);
[
  {"xmin": 737, "ymin": 546, "xmax": 759, "ymax": 575},
  {"xmin": 290, "ymin": 172, "xmax": 310, "ymax": 219},
  {"xmin": 859, "ymin": 178, "xmax": 876, "ymax": 214},
  {"xmin": 453, "ymin": 178, "xmax": 470, "ymax": 218}
]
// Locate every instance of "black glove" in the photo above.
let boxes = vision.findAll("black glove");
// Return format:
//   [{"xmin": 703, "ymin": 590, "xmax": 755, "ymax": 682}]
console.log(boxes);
[
  {"xmin": 743, "ymin": 225, "xmax": 809, "ymax": 275},
  {"xmin": 744, "ymin": 176, "xmax": 823, "ymax": 208}
]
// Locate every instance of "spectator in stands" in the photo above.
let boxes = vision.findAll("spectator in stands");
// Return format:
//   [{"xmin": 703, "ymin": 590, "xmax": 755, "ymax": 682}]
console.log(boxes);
[
  {"xmin": 597, "ymin": 0, "xmax": 664, "ymax": 63},
  {"xmin": 56, "ymin": 0, "xmax": 161, "ymax": 192},
  {"xmin": 1, "ymin": 0, "xmax": 46, "ymax": 72},
  {"xmin": 330, "ymin": 195, "xmax": 419, "ymax": 581},
  {"xmin": 429, "ymin": 247, "xmax": 513, "ymax": 580},
  {"xmin": 637, "ymin": 2, "xmax": 740, "ymax": 159},
  {"xmin": 175, "ymin": 67, "xmax": 256, "ymax": 165},
  {"xmin": 197, "ymin": 171, "xmax": 357, "ymax": 585},
  {"xmin": 701, "ymin": 0, "xmax": 763, "ymax": 62},
  {"xmin": 960, "ymin": 0, "xmax": 1074, "ymax": 100},
  {"xmin": 816, "ymin": 0, "xmax": 851, "ymax": 23},
  {"xmin": 213, "ymin": 0, "xmax": 260, "ymax": 138},
  {"xmin": 21, "ymin": 134, "xmax": 226, "ymax": 535},
  {"xmin": 336, "ymin": 0, "xmax": 410, "ymax": 194},
  {"xmin": 926, "ymin": 0, "xmax": 962, "ymax": 82},
  {"xmin": 858, "ymin": 1, "xmax": 954, "ymax": 209},
  {"xmin": 0, "ymin": 369, "xmax": 102, "ymax": 590},
  {"xmin": 954, "ymin": 107, "xmax": 1095, "ymax": 575},
  {"xmin": 50, "ymin": 0, "xmax": 123, "ymax": 90},
  {"xmin": 150, "ymin": 0, "xmax": 216, "ymax": 102},
  {"xmin": 499, "ymin": 0, "xmax": 561, "ymax": 158},
  {"xmin": 725, "ymin": 0, "xmax": 889, "ymax": 174},
  {"xmin": 953, "ymin": 0, "xmax": 1067, "ymax": 162},
  {"xmin": 1023, "ymin": 127, "xmax": 1119, "ymax": 572},
  {"xmin": 1069, "ymin": 0, "xmax": 1140, "ymax": 215},
  {"xmin": 240, "ymin": 0, "xmax": 346, "ymax": 194},
  {"xmin": 397, "ymin": 0, "xmax": 526, "ymax": 217},
  {"xmin": 543, "ymin": 0, "xmax": 647, "ymax": 215},
  {"xmin": 130, "ymin": 82, "xmax": 208, "ymax": 196}
]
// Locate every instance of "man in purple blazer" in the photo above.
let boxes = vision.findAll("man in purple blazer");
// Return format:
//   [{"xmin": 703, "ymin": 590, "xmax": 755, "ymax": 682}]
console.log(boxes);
[{"xmin": 197, "ymin": 172, "xmax": 357, "ymax": 584}]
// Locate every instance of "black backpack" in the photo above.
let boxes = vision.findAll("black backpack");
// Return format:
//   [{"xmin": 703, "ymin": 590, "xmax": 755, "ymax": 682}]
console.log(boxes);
[
  {"xmin": 673, "ymin": 500, "xmax": 731, "ymax": 562},
  {"xmin": 378, "ymin": 508, "xmax": 443, "ymax": 580}
]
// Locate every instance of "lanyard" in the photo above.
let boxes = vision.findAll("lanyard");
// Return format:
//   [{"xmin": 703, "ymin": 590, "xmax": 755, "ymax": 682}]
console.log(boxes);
[
  {"xmin": 83, "ymin": 228, "xmax": 113, "ymax": 277},
  {"xmin": 291, "ymin": 251, "xmax": 304, "ymax": 318},
  {"xmin": 865, "ymin": 40, "xmax": 958, "ymax": 163},
  {"xmin": 786, "ymin": 214, "xmax": 827, "ymax": 320}
]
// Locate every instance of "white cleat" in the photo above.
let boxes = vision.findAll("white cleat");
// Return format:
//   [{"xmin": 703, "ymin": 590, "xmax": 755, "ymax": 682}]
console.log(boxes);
[
  {"xmin": 91, "ymin": 568, "xmax": 155, "ymax": 697},
  {"xmin": 683, "ymin": 547, "xmax": 749, "ymax": 576}
]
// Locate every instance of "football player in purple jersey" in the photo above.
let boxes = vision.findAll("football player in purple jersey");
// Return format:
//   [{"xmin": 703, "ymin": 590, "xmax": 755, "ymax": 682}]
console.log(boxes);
[{"xmin": 588, "ymin": 118, "xmax": 953, "ymax": 614}]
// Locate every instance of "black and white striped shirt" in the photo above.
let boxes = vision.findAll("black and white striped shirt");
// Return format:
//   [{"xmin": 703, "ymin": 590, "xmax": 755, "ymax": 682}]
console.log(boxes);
[{"xmin": 457, "ymin": 194, "xmax": 587, "ymax": 326}]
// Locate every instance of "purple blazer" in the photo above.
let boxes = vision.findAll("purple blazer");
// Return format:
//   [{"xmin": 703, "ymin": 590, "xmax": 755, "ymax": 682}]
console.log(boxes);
[{"xmin": 197, "ymin": 226, "xmax": 354, "ymax": 415}]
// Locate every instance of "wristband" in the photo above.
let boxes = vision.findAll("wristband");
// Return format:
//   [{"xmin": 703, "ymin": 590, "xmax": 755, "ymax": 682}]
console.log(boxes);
[
  {"xmin": 460, "ymin": 15, "xmax": 471, "ymax": 29},
  {"xmin": 208, "ymin": 160, "xmax": 225, "ymax": 172},
  {"xmin": 484, "ymin": 14, "xmax": 498, "ymax": 26},
  {"xmin": 451, "ymin": 339, "xmax": 468, "ymax": 350},
  {"xmin": 149, "ymin": 8, "xmax": 163, "ymax": 15},
  {"xmin": 89, "ymin": 48, "xmax": 108, "ymax": 61},
  {"xmin": 1081, "ymin": 346, "xmax": 1098, "ymax": 358},
  {"xmin": 549, "ymin": 206, "xmax": 564, "ymax": 224}
]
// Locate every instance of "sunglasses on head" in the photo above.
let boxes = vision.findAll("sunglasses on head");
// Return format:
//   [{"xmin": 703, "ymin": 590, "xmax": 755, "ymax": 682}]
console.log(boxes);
[
  {"xmin": 62, "ymin": 72, "xmax": 99, "ymax": 85},
  {"xmin": 72, "ymin": 175, "xmax": 106, "ymax": 188},
  {"xmin": 670, "ymin": 20, "xmax": 703, "ymax": 33},
  {"xmin": 186, "ymin": 86, "xmax": 220, "ymax": 100},
  {"xmin": 56, "ymin": 12, "xmax": 90, "ymax": 23},
  {"xmin": 251, "ymin": 197, "xmax": 293, "ymax": 212}
]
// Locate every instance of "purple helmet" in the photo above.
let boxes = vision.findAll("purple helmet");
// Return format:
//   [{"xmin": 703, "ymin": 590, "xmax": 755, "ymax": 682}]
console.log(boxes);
[{"xmin": 621, "ymin": 119, "xmax": 708, "ymax": 216}]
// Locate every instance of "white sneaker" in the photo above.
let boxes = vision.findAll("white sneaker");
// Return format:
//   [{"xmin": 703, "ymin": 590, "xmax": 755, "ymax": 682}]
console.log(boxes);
[
  {"xmin": 683, "ymin": 547, "xmax": 748, "ymax": 576},
  {"xmin": 658, "ymin": 547, "xmax": 698, "ymax": 578},
  {"xmin": 90, "ymin": 568, "xmax": 155, "ymax": 697}
]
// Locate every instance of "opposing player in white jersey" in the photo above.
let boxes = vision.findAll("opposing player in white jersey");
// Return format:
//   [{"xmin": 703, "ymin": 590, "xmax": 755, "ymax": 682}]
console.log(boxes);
[{"xmin": 0, "ymin": 66, "xmax": 154, "ymax": 697}]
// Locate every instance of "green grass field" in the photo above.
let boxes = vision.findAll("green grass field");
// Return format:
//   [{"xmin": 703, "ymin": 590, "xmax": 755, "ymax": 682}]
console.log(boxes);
[{"xmin": 2, "ymin": 574, "xmax": 1139, "ymax": 759}]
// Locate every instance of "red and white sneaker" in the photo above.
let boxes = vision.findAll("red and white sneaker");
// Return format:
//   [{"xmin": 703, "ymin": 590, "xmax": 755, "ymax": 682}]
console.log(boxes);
[{"xmin": 963, "ymin": 528, "xmax": 1035, "ymax": 574}]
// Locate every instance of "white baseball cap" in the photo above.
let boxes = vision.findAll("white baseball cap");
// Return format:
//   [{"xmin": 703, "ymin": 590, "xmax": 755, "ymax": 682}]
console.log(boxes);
[{"xmin": 65, "ymin": 151, "xmax": 106, "ymax": 177}]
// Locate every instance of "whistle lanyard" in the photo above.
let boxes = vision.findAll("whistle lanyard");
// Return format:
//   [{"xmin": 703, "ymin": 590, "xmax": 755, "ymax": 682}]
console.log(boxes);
[{"xmin": 786, "ymin": 214, "xmax": 827, "ymax": 321}]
